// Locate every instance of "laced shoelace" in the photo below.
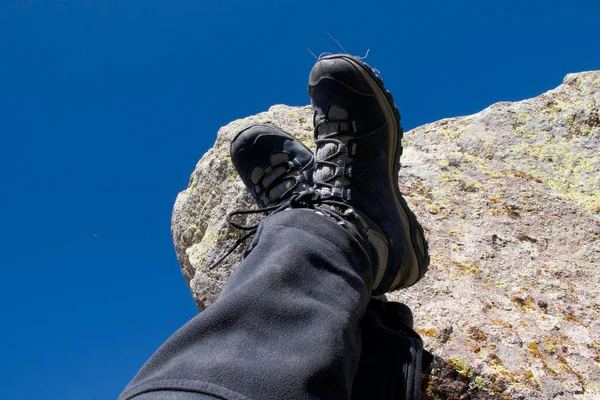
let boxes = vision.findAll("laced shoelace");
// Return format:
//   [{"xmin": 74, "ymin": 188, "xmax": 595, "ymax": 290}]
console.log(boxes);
[
  {"xmin": 254, "ymin": 157, "xmax": 310, "ymax": 207},
  {"xmin": 313, "ymin": 118, "xmax": 356, "ymax": 201},
  {"xmin": 208, "ymin": 160, "xmax": 311, "ymax": 269},
  {"xmin": 209, "ymin": 187, "xmax": 366, "ymax": 271},
  {"xmin": 310, "ymin": 117, "xmax": 369, "ymax": 242}
]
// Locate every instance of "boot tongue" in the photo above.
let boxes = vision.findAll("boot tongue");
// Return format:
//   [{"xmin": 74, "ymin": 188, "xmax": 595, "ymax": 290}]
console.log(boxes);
[
  {"xmin": 314, "ymin": 106, "xmax": 352, "ymax": 197},
  {"xmin": 312, "ymin": 106, "xmax": 348, "ymax": 136},
  {"xmin": 315, "ymin": 144, "xmax": 338, "ymax": 187}
]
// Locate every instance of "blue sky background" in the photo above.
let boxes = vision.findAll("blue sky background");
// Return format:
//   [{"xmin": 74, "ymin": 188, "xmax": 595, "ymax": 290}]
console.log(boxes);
[{"xmin": 1, "ymin": 0, "xmax": 598, "ymax": 399}]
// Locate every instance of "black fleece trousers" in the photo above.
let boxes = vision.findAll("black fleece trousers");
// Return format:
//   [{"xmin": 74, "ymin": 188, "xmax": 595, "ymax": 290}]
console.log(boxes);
[{"xmin": 119, "ymin": 209, "xmax": 424, "ymax": 400}]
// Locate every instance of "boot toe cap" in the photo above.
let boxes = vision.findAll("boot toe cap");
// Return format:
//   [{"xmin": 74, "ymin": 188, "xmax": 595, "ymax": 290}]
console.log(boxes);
[{"xmin": 309, "ymin": 55, "xmax": 374, "ymax": 95}]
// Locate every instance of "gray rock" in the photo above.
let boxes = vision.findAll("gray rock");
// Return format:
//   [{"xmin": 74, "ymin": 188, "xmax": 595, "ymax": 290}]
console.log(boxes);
[{"xmin": 171, "ymin": 72, "xmax": 600, "ymax": 399}]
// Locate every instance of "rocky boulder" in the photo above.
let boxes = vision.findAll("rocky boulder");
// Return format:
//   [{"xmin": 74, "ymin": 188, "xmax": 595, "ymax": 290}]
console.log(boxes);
[{"xmin": 171, "ymin": 71, "xmax": 600, "ymax": 399}]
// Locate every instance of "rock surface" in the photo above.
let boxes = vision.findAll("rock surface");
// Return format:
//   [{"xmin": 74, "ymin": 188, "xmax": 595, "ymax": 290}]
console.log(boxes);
[{"xmin": 172, "ymin": 71, "xmax": 600, "ymax": 399}]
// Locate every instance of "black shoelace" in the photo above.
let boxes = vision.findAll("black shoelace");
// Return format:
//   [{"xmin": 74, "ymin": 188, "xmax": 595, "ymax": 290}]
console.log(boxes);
[
  {"xmin": 208, "ymin": 158, "xmax": 311, "ymax": 270},
  {"xmin": 208, "ymin": 189, "xmax": 321, "ymax": 270}
]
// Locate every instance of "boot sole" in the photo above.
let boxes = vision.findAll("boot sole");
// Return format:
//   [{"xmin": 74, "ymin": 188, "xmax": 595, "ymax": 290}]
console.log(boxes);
[{"xmin": 323, "ymin": 55, "xmax": 429, "ymax": 290}]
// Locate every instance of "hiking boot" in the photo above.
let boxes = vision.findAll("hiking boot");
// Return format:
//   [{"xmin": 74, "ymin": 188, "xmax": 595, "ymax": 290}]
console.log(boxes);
[
  {"xmin": 230, "ymin": 124, "xmax": 314, "ymax": 209},
  {"xmin": 308, "ymin": 54, "xmax": 429, "ymax": 293},
  {"xmin": 210, "ymin": 125, "xmax": 314, "ymax": 269}
]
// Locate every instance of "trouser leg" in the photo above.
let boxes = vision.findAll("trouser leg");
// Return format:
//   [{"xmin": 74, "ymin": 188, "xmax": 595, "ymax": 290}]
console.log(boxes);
[
  {"xmin": 119, "ymin": 209, "xmax": 373, "ymax": 400},
  {"xmin": 351, "ymin": 300, "xmax": 425, "ymax": 400}
]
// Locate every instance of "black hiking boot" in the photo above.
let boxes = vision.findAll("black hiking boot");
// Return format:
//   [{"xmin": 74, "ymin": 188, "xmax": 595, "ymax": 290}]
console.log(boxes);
[
  {"xmin": 308, "ymin": 54, "xmax": 429, "ymax": 293},
  {"xmin": 230, "ymin": 124, "xmax": 314, "ymax": 209},
  {"xmin": 209, "ymin": 125, "xmax": 315, "ymax": 269}
]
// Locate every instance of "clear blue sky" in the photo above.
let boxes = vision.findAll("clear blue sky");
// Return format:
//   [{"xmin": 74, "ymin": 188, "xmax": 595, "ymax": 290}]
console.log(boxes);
[{"xmin": 0, "ymin": 0, "xmax": 598, "ymax": 399}]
